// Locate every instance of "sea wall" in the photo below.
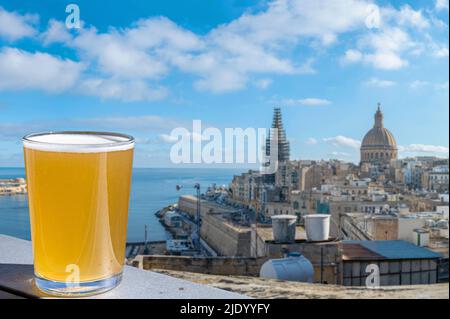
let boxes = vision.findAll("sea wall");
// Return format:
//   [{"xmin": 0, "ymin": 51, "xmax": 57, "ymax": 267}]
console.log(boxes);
[
  {"xmin": 201, "ymin": 213, "xmax": 252, "ymax": 257},
  {"xmin": 178, "ymin": 195, "xmax": 253, "ymax": 257}
]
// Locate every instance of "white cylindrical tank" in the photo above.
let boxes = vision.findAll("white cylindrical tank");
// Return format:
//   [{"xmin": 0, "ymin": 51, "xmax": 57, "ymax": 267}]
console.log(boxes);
[
  {"xmin": 413, "ymin": 229, "xmax": 430, "ymax": 247},
  {"xmin": 304, "ymin": 214, "xmax": 330, "ymax": 242},
  {"xmin": 260, "ymin": 253, "xmax": 314, "ymax": 283},
  {"xmin": 436, "ymin": 219, "xmax": 449, "ymax": 229},
  {"xmin": 425, "ymin": 219, "xmax": 436, "ymax": 228},
  {"xmin": 271, "ymin": 215, "xmax": 297, "ymax": 243}
]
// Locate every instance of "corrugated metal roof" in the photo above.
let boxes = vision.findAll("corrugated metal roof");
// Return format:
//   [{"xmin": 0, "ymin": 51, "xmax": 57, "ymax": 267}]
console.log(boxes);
[{"xmin": 342, "ymin": 240, "xmax": 442, "ymax": 260}]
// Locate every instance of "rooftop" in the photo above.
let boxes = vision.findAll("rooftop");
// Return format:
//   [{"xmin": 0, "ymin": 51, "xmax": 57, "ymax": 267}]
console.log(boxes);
[
  {"xmin": 154, "ymin": 269, "xmax": 449, "ymax": 299},
  {"xmin": 342, "ymin": 240, "xmax": 443, "ymax": 261}
]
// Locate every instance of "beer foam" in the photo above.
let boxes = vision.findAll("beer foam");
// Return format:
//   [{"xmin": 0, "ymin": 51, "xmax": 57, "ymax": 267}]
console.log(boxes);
[{"xmin": 23, "ymin": 133, "xmax": 134, "ymax": 153}]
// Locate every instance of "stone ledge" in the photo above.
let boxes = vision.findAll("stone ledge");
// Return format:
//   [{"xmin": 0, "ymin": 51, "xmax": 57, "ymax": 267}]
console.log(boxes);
[
  {"xmin": 0, "ymin": 235, "xmax": 248, "ymax": 299},
  {"xmin": 152, "ymin": 269, "xmax": 449, "ymax": 299}
]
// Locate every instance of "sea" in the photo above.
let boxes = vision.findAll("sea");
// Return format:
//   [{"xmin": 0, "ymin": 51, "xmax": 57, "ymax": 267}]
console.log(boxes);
[{"xmin": 0, "ymin": 167, "xmax": 244, "ymax": 242}]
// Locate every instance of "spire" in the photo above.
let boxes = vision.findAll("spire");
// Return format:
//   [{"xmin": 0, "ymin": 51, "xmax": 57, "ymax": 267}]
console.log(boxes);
[
  {"xmin": 374, "ymin": 103, "xmax": 384, "ymax": 128},
  {"xmin": 272, "ymin": 107, "xmax": 284, "ymax": 129},
  {"xmin": 266, "ymin": 107, "xmax": 290, "ymax": 161}
]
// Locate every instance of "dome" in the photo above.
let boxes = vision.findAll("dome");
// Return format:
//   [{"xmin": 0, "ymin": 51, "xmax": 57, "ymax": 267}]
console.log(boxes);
[
  {"xmin": 360, "ymin": 104, "xmax": 398, "ymax": 164},
  {"xmin": 361, "ymin": 127, "xmax": 397, "ymax": 148}
]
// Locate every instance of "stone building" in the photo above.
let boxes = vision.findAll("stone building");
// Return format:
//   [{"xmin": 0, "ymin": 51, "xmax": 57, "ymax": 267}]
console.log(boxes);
[{"xmin": 360, "ymin": 105, "xmax": 398, "ymax": 165}]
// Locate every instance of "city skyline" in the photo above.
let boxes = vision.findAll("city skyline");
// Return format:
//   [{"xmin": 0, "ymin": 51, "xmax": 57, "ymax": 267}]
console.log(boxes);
[{"xmin": 0, "ymin": 0, "xmax": 449, "ymax": 167}]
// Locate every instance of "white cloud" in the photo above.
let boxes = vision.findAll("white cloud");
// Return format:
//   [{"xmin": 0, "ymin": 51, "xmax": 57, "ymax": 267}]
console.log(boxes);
[
  {"xmin": 342, "ymin": 49, "xmax": 363, "ymax": 64},
  {"xmin": 36, "ymin": 0, "xmax": 374, "ymax": 94},
  {"xmin": 254, "ymin": 78, "xmax": 273, "ymax": 89},
  {"xmin": 360, "ymin": 28, "xmax": 413, "ymax": 70},
  {"xmin": 159, "ymin": 131, "xmax": 207, "ymax": 144},
  {"xmin": 0, "ymin": 113, "xmax": 181, "ymax": 138},
  {"xmin": 78, "ymin": 78, "xmax": 168, "ymax": 102},
  {"xmin": 0, "ymin": 7, "xmax": 38, "ymax": 41},
  {"xmin": 159, "ymin": 134, "xmax": 179, "ymax": 143},
  {"xmin": 78, "ymin": 115, "xmax": 181, "ymax": 131},
  {"xmin": 436, "ymin": 0, "xmax": 449, "ymax": 11},
  {"xmin": 72, "ymin": 27, "xmax": 169, "ymax": 80},
  {"xmin": 0, "ymin": 45, "xmax": 169, "ymax": 101},
  {"xmin": 399, "ymin": 144, "xmax": 449, "ymax": 154},
  {"xmin": 342, "ymin": 29, "xmax": 413, "ymax": 70},
  {"xmin": 396, "ymin": 5, "xmax": 429, "ymax": 29},
  {"xmin": 433, "ymin": 46, "xmax": 449, "ymax": 58},
  {"xmin": 330, "ymin": 151, "xmax": 351, "ymax": 157},
  {"xmin": 0, "ymin": 47, "xmax": 84, "ymax": 92},
  {"xmin": 342, "ymin": 4, "xmax": 431, "ymax": 71},
  {"xmin": 409, "ymin": 80, "xmax": 429, "ymax": 89},
  {"xmin": 281, "ymin": 98, "xmax": 332, "ymax": 106},
  {"xmin": 324, "ymin": 136, "xmax": 361, "ymax": 149},
  {"xmin": 0, "ymin": 0, "xmax": 445, "ymax": 99},
  {"xmin": 364, "ymin": 77, "xmax": 396, "ymax": 87},
  {"xmin": 297, "ymin": 58, "xmax": 317, "ymax": 74},
  {"xmin": 40, "ymin": 19, "xmax": 72, "ymax": 45},
  {"xmin": 435, "ymin": 81, "xmax": 449, "ymax": 90},
  {"xmin": 305, "ymin": 138, "xmax": 318, "ymax": 145}
]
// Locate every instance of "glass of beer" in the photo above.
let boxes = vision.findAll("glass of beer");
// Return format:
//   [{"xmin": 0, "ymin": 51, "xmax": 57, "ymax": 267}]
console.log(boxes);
[{"xmin": 23, "ymin": 131, "xmax": 134, "ymax": 296}]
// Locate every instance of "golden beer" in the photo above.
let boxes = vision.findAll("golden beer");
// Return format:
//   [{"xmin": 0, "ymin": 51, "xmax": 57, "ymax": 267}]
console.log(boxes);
[{"xmin": 23, "ymin": 132, "xmax": 134, "ymax": 296}]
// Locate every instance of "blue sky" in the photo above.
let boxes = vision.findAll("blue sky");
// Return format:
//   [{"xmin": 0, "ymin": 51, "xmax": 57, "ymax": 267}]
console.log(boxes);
[{"xmin": 0, "ymin": 0, "xmax": 448, "ymax": 167}]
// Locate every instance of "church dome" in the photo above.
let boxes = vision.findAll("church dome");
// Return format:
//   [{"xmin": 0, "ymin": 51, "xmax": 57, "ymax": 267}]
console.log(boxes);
[
  {"xmin": 360, "ymin": 105, "xmax": 398, "ymax": 164},
  {"xmin": 361, "ymin": 127, "xmax": 397, "ymax": 148}
]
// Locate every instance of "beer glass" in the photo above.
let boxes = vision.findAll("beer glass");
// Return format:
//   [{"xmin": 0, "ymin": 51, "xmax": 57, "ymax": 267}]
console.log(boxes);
[{"xmin": 23, "ymin": 131, "xmax": 134, "ymax": 296}]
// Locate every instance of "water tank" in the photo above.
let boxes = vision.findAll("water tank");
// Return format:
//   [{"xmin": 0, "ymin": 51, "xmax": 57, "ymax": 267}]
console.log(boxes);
[
  {"xmin": 304, "ymin": 214, "xmax": 330, "ymax": 242},
  {"xmin": 436, "ymin": 219, "xmax": 449, "ymax": 229},
  {"xmin": 413, "ymin": 229, "xmax": 430, "ymax": 247},
  {"xmin": 425, "ymin": 219, "xmax": 436, "ymax": 228},
  {"xmin": 271, "ymin": 215, "xmax": 297, "ymax": 243},
  {"xmin": 260, "ymin": 253, "xmax": 314, "ymax": 283}
]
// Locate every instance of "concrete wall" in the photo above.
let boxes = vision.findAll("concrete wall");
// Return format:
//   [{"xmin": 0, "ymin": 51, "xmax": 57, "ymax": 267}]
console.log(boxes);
[
  {"xmin": 134, "ymin": 255, "xmax": 266, "ymax": 276},
  {"xmin": 342, "ymin": 259, "xmax": 439, "ymax": 286},
  {"xmin": 398, "ymin": 218, "xmax": 425, "ymax": 243},
  {"xmin": 259, "ymin": 240, "xmax": 342, "ymax": 284},
  {"xmin": 201, "ymin": 213, "xmax": 252, "ymax": 256},
  {"xmin": 178, "ymin": 195, "xmax": 234, "ymax": 218},
  {"xmin": 133, "ymin": 243, "xmax": 341, "ymax": 284},
  {"xmin": 368, "ymin": 217, "xmax": 398, "ymax": 240},
  {"xmin": 178, "ymin": 195, "xmax": 252, "ymax": 256}
]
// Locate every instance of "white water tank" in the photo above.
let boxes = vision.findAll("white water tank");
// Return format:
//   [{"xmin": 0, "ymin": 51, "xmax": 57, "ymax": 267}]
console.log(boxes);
[
  {"xmin": 413, "ymin": 229, "xmax": 430, "ymax": 247},
  {"xmin": 425, "ymin": 219, "xmax": 436, "ymax": 228},
  {"xmin": 260, "ymin": 253, "xmax": 314, "ymax": 283},
  {"xmin": 304, "ymin": 214, "xmax": 330, "ymax": 242},
  {"xmin": 271, "ymin": 215, "xmax": 297, "ymax": 243},
  {"xmin": 436, "ymin": 219, "xmax": 449, "ymax": 229}
]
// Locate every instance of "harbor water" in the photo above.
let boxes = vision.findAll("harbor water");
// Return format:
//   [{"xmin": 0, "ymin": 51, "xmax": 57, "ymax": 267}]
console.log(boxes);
[{"xmin": 0, "ymin": 167, "xmax": 243, "ymax": 242}]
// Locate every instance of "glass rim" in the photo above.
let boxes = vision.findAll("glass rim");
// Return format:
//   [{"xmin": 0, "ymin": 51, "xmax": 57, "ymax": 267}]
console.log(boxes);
[{"xmin": 22, "ymin": 131, "xmax": 135, "ymax": 148}]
